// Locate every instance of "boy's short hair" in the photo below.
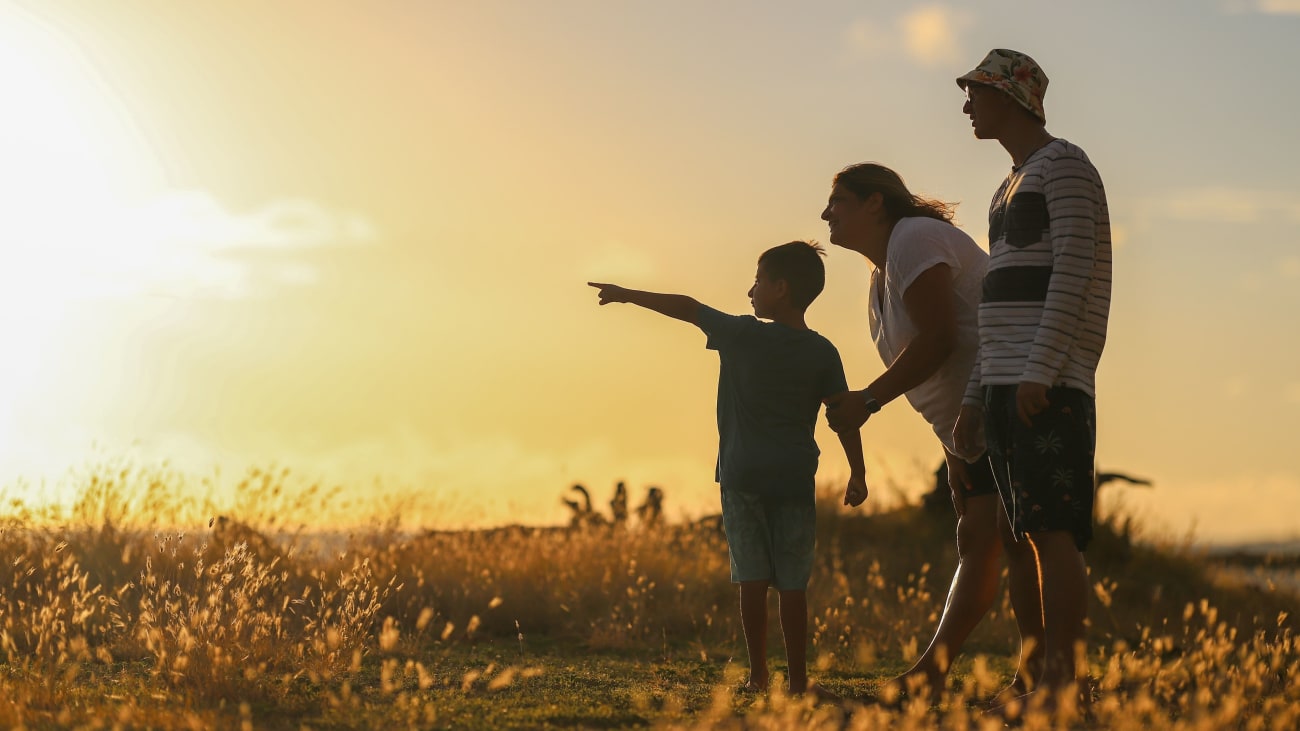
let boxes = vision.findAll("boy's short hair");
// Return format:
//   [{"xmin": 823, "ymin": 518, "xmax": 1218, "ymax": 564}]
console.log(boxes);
[{"xmin": 758, "ymin": 241, "xmax": 826, "ymax": 311}]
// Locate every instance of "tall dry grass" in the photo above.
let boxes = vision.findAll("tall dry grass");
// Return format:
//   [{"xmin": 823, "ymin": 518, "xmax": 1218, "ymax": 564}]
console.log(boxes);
[{"xmin": 0, "ymin": 461, "xmax": 1293, "ymax": 728}]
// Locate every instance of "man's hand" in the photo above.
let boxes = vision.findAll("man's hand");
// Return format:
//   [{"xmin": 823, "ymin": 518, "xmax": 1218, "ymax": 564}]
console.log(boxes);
[
  {"xmin": 588, "ymin": 282, "xmax": 631, "ymax": 305},
  {"xmin": 945, "ymin": 452, "xmax": 972, "ymax": 517},
  {"xmin": 952, "ymin": 404, "xmax": 984, "ymax": 459},
  {"xmin": 824, "ymin": 390, "xmax": 872, "ymax": 433},
  {"xmin": 843, "ymin": 474, "xmax": 868, "ymax": 508},
  {"xmin": 1016, "ymin": 382, "xmax": 1050, "ymax": 427}
]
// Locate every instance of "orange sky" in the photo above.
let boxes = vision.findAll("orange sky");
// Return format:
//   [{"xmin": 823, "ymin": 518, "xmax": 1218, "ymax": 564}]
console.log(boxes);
[{"xmin": 4, "ymin": 1, "xmax": 1300, "ymax": 542}]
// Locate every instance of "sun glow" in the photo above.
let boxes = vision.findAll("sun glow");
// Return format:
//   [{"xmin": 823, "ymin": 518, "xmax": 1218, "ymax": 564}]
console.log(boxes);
[{"xmin": 0, "ymin": 6, "xmax": 164, "ymax": 469}]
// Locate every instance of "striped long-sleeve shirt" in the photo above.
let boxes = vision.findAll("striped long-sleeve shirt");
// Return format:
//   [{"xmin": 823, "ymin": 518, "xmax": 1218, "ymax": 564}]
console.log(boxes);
[{"xmin": 964, "ymin": 138, "xmax": 1112, "ymax": 404}]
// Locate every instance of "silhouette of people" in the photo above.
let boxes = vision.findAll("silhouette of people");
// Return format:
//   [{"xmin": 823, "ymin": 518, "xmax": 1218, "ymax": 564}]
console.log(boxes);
[
  {"xmin": 590, "ymin": 240, "xmax": 866, "ymax": 698},
  {"xmin": 952, "ymin": 48, "xmax": 1113, "ymax": 708},
  {"xmin": 821, "ymin": 163, "xmax": 1041, "ymax": 699}
]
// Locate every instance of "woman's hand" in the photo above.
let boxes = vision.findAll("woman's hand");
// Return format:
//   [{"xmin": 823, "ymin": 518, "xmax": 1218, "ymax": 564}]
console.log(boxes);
[{"xmin": 824, "ymin": 390, "xmax": 872, "ymax": 432}]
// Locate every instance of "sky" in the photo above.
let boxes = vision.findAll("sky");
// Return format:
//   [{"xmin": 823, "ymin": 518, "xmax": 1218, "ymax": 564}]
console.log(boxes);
[{"xmin": 1, "ymin": 0, "xmax": 1298, "ymax": 543}]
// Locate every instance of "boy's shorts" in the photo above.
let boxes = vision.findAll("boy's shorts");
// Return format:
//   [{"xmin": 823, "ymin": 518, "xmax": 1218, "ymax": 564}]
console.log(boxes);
[
  {"xmin": 984, "ymin": 385, "xmax": 1096, "ymax": 552},
  {"xmin": 720, "ymin": 488, "xmax": 816, "ymax": 591}
]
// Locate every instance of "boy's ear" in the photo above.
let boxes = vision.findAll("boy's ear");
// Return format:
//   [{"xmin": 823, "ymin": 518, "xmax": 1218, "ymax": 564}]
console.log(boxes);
[{"xmin": 773, "ymin": 277, "xmax": 791, "ymax": 300}]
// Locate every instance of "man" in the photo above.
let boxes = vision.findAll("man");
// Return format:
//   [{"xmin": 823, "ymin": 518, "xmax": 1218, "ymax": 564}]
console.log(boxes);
[{"xmin": 952, "ymin": 48, "xmax": 1112, "ymax": 711}]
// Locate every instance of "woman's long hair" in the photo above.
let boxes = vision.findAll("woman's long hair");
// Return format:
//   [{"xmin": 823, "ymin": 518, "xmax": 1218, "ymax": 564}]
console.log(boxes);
[{"xmin": 833, "ymin": 163, "xmax": 956, "ymax": 223}]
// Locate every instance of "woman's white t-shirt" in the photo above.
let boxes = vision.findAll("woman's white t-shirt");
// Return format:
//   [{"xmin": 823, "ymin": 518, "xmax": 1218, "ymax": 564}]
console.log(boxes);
[{"xmin": 868, "ymin": 217, "xmax": 987, "ymax": 460}]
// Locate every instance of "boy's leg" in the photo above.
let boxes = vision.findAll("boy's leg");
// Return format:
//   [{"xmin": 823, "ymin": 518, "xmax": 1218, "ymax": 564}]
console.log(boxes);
[
  {"xmin": 721, "ymin": 488, "xmax": 779, "ymax": 691},
  {"xmin": 899, "ymin": 493, "xmax": 1003, "ymax": 697},
  {"xmin": 768, "ymin": 496, "xmax": 818, "ymax": 695},
  {"xmin": 739, "ymin": 581, "xmax": 772, "ymax": 690},
  {"xmin": 776, "ymin": 589, "xmax": 808, "ymax": 693}
]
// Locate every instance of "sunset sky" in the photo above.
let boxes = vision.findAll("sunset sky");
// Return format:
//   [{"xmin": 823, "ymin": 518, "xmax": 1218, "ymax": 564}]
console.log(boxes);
[{"xmin": 3, "ymin": 0, "xmax": 1298, "ymax": 542}]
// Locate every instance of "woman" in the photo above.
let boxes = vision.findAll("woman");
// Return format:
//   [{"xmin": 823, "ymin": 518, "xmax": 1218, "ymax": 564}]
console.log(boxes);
[{"xmin": 820, "ymin": 163, "xmax": 1041, "ymax": 700}]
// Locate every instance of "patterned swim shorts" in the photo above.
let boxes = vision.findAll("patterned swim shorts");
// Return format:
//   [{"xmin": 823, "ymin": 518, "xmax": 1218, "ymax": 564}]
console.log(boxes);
[{"xmin": 984, "ymin": 385, "xmax": 1096, "ymax": 551}]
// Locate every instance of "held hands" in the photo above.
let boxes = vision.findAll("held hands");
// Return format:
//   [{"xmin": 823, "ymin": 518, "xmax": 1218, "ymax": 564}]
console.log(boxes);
[
  {"xmin": 824, "ymin": 390, "xmax": 871, "ymax": 433},
  {"xmin": 588, "ymin": 282, "xmax": 631, "ymax": 305},
  {"xmin": 843, "ymin": 473, "xmax": 868, "ymax": 508}
]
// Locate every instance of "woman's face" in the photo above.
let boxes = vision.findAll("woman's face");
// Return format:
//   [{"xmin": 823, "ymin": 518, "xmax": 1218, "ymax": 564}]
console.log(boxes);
[{"xmin": 821, "ymin": 183, "xmax": 869, "ymax": 247}]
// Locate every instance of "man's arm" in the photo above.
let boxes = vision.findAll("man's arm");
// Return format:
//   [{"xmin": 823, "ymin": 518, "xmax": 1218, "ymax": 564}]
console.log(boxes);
[
  {"xmin": 1021, "ymin": 155, "xmax": 1102, "ymax": 387},
  {"xmin": 1016, "ymin": 154, "xmax": 1106, "ymax": 425},
  {"xmin": 825, "ymin": 263, "xmax": 957, "ymax": 432},
  {"xmin": 588, "ymin": 282, "xmax": 701, "ymax": 324}
]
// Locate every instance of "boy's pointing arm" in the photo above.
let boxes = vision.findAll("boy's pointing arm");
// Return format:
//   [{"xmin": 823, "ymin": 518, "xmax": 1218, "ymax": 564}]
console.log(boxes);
[{"xmin": 588, "ymin": 282, "xmax": 701, "ymax": 325}]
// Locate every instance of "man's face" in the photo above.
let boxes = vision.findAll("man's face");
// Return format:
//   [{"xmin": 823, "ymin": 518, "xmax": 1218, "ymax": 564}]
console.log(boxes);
[{"xmin": 962, "ymin": 83, "xmax": 1013, "ymax": 139}]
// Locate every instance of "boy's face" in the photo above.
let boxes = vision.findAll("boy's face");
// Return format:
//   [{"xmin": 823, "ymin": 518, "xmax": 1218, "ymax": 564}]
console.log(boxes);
[{"xmin": 747, "ymin": 264, "xmax": 785, "ymax": 319}]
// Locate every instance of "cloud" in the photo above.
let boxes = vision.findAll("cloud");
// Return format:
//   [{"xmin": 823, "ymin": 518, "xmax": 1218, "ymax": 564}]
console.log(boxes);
[
  {"xmin": 900, "ymin": 5, "xmax": 972, "ymax": 67},
  {"xmin": 1220, "ymin": 0, "xmax": 1300, "ymax": 14},
  {"xmin": 134, "ymin": 191, "xmax": 376, "ymax": 251},
  {"xmin": 1286, "ymin": 383, "xmax": 1300, "ymax": 404},
  {"xmin": 1150, "ymin": 187, "xmax": 1300, "ymax": 224},
  {"xmin": 6, "ymin": 190, "xmax": 378, "ymax": 302},
  {"xmin": 845, "ymin": 5, "xmax": 973, "ymax": 68},
  {"xmin": 1281, "ymin": 256, "xmax": 1300, "ymax": 279}
]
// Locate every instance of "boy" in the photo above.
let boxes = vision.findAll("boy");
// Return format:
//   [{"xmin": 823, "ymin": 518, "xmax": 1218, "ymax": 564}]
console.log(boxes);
[{"xmin": 589, "ymin": 240, "xmax": 867, "ymax": 697}]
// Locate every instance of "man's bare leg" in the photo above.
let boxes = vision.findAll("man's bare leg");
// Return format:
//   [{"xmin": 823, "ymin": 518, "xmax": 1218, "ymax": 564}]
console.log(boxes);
[
  {"xmin": 1027, "ymin": 530, "xmax": 1087, "ymax": 691},
  {"xmin": 993, "ymin": 509, "xmax": 1046, "ymax": 702}
]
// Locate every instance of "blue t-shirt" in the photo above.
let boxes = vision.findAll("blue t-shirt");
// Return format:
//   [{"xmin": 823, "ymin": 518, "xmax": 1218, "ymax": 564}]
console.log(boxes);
[{"xmin": 697, "ymin": 306, "xmax": 848, "ymax": 502}]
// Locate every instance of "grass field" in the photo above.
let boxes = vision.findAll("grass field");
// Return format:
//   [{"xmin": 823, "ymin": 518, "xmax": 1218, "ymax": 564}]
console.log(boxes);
[{"xmin": 0, "ymin": 465, "xmax": 1296, "ymax": 729}]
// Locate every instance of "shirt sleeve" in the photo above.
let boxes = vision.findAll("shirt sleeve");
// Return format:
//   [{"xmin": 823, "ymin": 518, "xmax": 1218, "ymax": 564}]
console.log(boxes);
[
  {"xmin": 890, "ymin": 223, "xmax": 960, "ymax": 296},
  {"xmin": 1021, "ymin": 152, "xmax": 1104, "ymax": 386},
  {"xmin": 697, "ymin": 305, "xmax": 755, "ymax": 351},
  {"xmin": 821, "ymin": 342, "xmax": 850, "ymax": 400}
]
